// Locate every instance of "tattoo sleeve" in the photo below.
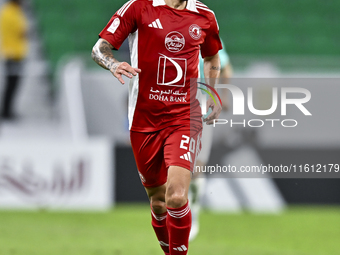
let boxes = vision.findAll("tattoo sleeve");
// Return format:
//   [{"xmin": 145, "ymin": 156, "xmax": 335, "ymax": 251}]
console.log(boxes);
[{"xmin": 91, "ymin": 39, "xmax": 120, "ymax": 72}]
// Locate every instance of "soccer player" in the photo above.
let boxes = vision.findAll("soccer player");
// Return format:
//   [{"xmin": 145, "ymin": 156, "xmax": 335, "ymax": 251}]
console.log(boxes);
[
  {"xmin": 91, "ymin": 0, "xmax": 222, "ymax": 254},
  {"xmin": 189, "ymin": 40, "xmax": 232, "ymax": 241}
]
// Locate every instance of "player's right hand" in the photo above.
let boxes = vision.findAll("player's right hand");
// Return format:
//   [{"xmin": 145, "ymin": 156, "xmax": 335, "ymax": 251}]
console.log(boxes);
[{"xmin": 110, "ymin": 62, "xmax": 141, "ymax": 85}]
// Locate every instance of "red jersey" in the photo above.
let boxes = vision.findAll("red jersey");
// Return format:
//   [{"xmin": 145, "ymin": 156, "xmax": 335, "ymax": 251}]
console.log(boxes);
[{"xmin": 99, "ymin": 0, "xmax": 222, "ymax": 132}]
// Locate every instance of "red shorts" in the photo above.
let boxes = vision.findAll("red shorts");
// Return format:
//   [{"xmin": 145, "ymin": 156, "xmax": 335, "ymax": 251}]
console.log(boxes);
[{"xmin": 130, "ymin": 124, "xmax": 202, "ymax": 188}]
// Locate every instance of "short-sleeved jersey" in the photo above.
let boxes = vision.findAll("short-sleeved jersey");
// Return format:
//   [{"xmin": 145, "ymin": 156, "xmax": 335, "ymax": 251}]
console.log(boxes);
[
  {"xmin": 99, "ymin": 0, "xmax": 222, "ymax": 132},
  {"xmin": 199, "ymin": 40, "xmax": 229, "ymax": 79}
]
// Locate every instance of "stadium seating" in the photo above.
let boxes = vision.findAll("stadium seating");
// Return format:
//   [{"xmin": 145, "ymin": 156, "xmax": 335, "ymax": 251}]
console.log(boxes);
[
  {"xmin": 33, "ymin": 0, "xmax": 339, "ymax": 73},
  {"xmin": 212, "ymin": 0, "xmax": 339, "ymax": 56},
  {"xmin": 33, "ymin": 0, "xmax": 120, "ymax": 72}
]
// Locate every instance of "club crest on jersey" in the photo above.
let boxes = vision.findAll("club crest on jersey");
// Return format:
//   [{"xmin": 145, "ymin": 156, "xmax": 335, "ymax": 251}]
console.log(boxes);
[
  {"xmin": 165, "ymin": 31, "xmax": 185, "ymax": 52},
  {"xmin": 189, "ymin": 24, "xmax": 202, "ymax": 40},
  {"xmin": 107, "ymin": 18, "xmax": 120, "ymax": 34}
]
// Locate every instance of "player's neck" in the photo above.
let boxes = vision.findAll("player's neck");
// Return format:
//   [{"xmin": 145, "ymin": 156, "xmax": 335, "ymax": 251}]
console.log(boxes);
[{"xmin": 164, "ymin": 0, "xmax": 188, "ymax": 10}]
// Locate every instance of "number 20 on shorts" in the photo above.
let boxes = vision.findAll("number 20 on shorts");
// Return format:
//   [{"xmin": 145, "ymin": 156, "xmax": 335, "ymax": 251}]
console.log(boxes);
[{"xmin": 180, "ymin": 135, "xmax": 196, "ymax": 153}]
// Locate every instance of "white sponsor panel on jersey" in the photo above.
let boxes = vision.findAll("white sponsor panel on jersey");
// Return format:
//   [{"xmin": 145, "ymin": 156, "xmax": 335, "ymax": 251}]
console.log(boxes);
[{"xmin": 0, "ymin": 139, "xmax": 112, "ymax": 210}]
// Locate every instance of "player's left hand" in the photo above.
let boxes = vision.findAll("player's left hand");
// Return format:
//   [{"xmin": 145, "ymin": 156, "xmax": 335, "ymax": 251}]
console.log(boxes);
[
  {"xmin": 111, "ymin": 62, "xmax": 141, "ymax": 85},
  {"xmin": 203, "ymin": 96, "xmax": 222, "ymax": 125}
]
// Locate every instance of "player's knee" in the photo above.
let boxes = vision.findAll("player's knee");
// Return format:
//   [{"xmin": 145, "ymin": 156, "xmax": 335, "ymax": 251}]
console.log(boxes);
[
  {"xmin": 151, "ymin": 200, "xmax": 166, "ymax": 214},
  {"xmin": 166, "ymin": 193, "xmax": 187, "ymax": 209}
]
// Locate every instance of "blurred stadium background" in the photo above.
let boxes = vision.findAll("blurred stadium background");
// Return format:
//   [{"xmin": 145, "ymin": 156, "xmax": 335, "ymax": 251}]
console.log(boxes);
[{"xmin": 0, "ymin": 0, "xmax": 340, "ymax": 254}]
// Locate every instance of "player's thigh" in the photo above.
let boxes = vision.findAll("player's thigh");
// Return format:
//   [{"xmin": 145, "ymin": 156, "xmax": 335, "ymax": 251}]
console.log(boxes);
[{"xmin": 130, "ymin": 131, "xmax": 167, "ymax": 188}]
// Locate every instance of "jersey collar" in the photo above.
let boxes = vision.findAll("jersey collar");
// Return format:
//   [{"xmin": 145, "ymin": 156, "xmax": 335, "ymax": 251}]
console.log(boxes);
[{"xmin": 152, "ymin": 0, "xmax": 199, "ymax": 13}]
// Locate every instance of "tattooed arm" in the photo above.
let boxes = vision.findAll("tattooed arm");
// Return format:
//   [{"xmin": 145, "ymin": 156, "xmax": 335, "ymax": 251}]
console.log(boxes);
[
  {"xmin": 203, "ymin": 52, "xmax": 222, "ymax": 125},
  {"xmin": 91, "ymin": 38, "xmax": 141, "ymax": 84},
  {"xmin": 203, "ymin": 52, "xmax": 221, "ymax": 80}
]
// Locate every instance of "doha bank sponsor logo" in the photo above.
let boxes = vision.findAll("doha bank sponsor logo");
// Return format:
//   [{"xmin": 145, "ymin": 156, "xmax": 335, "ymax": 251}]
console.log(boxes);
[{"xmin": 198, "ymin": 83, "xmax": 312, "ymax": 128}]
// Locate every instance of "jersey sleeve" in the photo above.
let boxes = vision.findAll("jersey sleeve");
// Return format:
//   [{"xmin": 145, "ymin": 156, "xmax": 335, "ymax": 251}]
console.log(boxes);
[
  {"xmin": 99, "ymin": 0, "xmax": 139, "ymax": 50},
  {"xmin": 200, "ymin": 13, "xmax": 222, "ymax": 58}
]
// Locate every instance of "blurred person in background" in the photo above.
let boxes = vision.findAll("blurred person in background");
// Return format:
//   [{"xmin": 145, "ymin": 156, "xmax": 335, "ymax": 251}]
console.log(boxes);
[
  {"xmin": 189, "ymin": 40, "xmax": 232, "ymax": 241},
  {"xmin": 92, "ymin": 0, "xmax": 222, "ymax": 254},
  {"xmin": 0, "ymin": 0, "xmax": 28, "ymax": 120}
]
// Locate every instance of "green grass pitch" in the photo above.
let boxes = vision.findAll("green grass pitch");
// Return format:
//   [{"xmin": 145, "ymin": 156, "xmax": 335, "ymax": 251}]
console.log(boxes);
[{"xmin": 0, "ymin": 205, "xmax": 339, "ymax": 255}]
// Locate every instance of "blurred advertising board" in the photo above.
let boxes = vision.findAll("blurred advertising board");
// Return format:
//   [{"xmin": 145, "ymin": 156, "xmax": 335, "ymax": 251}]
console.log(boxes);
[{"xmin": 0, "ymin": 139, "xmax": 112, "ymax": 210}]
